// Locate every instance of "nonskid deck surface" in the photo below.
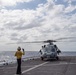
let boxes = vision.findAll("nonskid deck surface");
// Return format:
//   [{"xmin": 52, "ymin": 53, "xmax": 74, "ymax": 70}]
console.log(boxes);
[{"xmin": 0, "ymin": 56, "xmax": 76, "ymax": 75}]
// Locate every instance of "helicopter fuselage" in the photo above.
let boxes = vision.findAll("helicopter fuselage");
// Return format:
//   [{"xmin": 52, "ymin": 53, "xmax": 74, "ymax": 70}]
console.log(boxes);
[{"xmin": 40, "ymin": 44, "xmax": 59, "ymax": 60}]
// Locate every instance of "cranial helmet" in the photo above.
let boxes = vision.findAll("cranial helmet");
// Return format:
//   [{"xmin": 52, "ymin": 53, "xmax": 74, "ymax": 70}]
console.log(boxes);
[{"xmin": 17, "ymin": 46, "xmax": 21, "ymax": 50}]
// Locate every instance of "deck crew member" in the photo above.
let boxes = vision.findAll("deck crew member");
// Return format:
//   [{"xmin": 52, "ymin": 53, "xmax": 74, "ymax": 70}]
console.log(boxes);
[{"xmin": 15, "ymin": 47, "xmax": 25, "ymax": 75}]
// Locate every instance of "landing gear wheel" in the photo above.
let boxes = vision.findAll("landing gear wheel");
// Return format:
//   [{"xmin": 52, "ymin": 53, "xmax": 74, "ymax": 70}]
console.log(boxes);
[
  {"xmin": 41, "ymin": 57, "xmax": 44, "ymax": 60},
  {"xmin": 56, "ymin": 56, "xmax": 59, "ymax": 60}
]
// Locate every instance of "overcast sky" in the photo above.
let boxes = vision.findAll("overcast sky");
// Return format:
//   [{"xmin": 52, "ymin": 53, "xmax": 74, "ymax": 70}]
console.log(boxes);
[{"xmin": 0, "ymin": 0, "xmax": 76, "ymax": 51}]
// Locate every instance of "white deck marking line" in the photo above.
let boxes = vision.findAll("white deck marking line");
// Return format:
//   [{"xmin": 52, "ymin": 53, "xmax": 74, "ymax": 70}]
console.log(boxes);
[
  {"xmin": 22, "ymin": 62, "xmax": 48, "ymax": 74},
  {"xmin": 46, "ymin": 62, "xmax": 76, "ymax": 66},
  {"xmin": 59, "ymin": 62, "xmax": 76, "ymax": 65},
  {"xmin": 69, "ymin": 63, "xmax": 76, "ymax": 65}
]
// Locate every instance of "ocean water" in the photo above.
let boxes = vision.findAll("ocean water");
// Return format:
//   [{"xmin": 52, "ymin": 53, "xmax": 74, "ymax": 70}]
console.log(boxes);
[
  {"xmin": 0, "ymin": 51, "xmax": 40, "ymax": 66},
  {"xmin": 59, "ymin": 51, "xmax": 76, "ymax": 56},
  {"xmin": 0, "ymin": 51, "xmax": 76, "ymax": 66}
]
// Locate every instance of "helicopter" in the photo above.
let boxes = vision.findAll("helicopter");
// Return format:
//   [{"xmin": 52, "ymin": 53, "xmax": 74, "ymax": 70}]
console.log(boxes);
[{"xmin": 39, "ymin": 42, "xmax": 61, "ymax": 61}]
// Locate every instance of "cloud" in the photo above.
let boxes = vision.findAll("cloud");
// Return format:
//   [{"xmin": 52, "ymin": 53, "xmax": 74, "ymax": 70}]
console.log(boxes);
[
  {"xmin": 64, "ymin": 3, "xmax": 76, "ymax": 13},
  {"xmin": 0, "ymin": 0, "xmax": 76, "ymax": 44},
  {"xmin": 0, "ymin": 0, "xmax": 34, "ymax": 8},
  {"xmin": 0, "ymin": 9, "xmax": 42, "ymax": 31}
]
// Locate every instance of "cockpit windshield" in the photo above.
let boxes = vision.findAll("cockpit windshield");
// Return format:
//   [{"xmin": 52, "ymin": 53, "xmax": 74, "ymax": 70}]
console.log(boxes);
[
  {"xmin": 41, "ymin": 45, "xmax": 56, "ymax": 53},
  {"xmin": 51, "ymin": 48, "xmax": 55, "ymax": 52},
  {"xmin": 46, "ymin": 45, "xmax": 55, "ymax": 52}
]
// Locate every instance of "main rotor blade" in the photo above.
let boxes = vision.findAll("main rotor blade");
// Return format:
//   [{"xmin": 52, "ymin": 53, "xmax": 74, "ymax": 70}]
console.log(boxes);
[
  {"xmin": 6, "ymin": 41, "xmax": 44, "ymax": 44},
  {"xmin": 56, "ymin": 40, "xmax": 76, "ymax": 42},
  {"xmin": 56, "ymin": 36, "xmax": 76, "ymax": 41},
  {"xmin": 6, "ymin": 36, "xmax": 76, "ymax": 44},
  {"xmin": 19, "ymin": 41, "xmax": 44, "ymax": 43}
]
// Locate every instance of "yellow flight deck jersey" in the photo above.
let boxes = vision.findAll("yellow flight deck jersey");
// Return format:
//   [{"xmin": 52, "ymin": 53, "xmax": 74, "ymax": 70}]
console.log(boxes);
[{"xmin": 15, "ymin": 51, "xmax": 25, "ymax": 59}]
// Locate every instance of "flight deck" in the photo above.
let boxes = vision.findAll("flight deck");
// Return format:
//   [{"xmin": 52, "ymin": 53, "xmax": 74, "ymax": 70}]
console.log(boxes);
[{"xmin": 0, "ymin": 56, "xmax": 76, "ymax": 75}]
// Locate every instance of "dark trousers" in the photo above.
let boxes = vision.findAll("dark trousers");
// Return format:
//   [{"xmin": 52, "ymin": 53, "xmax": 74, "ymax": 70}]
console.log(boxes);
[{"xmin": 16, "ymin": 58, "xmax": 21, "ymax": 74}]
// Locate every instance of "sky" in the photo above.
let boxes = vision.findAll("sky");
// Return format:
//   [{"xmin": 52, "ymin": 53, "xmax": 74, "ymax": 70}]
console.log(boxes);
[{"xmin": 0, "ymin": 0, "xmax": 76, "ymax": 51}]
